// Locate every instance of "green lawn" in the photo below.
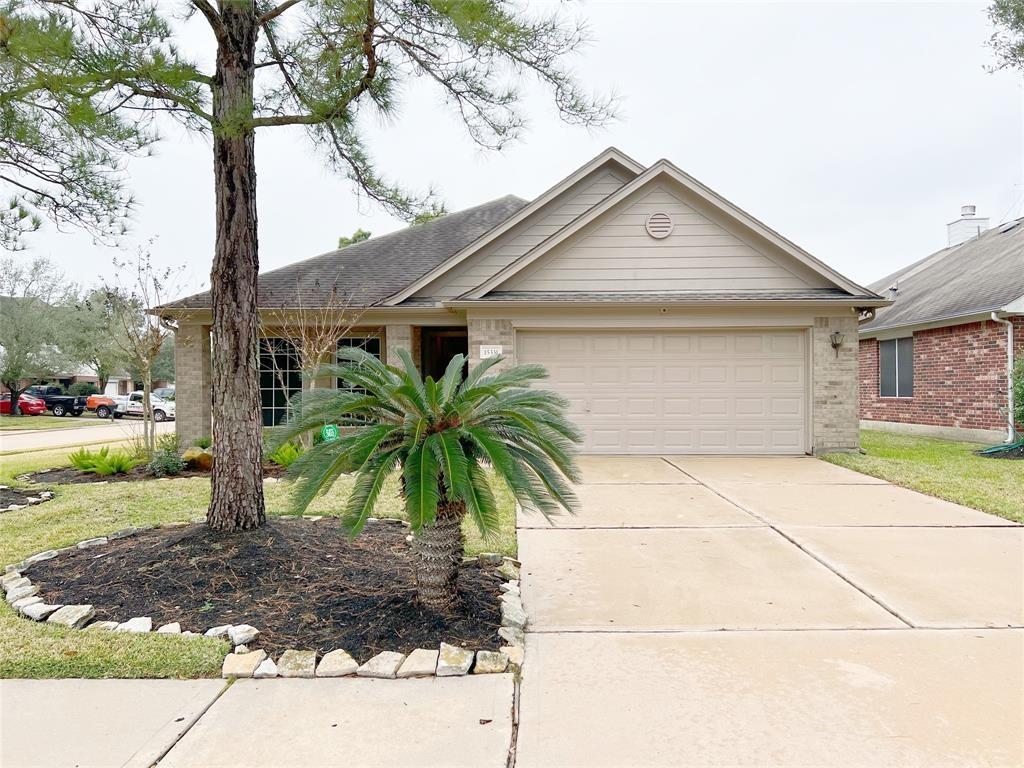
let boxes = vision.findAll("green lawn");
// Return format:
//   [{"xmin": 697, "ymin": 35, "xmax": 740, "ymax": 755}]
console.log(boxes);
[
  {"xmin": 822, "ymin": 430, "xmax": 1024, "ymax": 523},
  {"xmin": 0, "ymin": 448, "xmax": 516, "ymax": 678},
  {"xmin": 0, "ymin": 414, "xmax": 106, "ymax": 431}
]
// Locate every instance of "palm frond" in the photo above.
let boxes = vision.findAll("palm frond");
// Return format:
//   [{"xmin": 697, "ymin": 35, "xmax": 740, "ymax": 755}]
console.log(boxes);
[{"xmin": 404, "ymin": 436, "xmax": 441, "ymax": 529}]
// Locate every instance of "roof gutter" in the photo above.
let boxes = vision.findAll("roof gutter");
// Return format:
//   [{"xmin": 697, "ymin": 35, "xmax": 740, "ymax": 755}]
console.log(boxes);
[{"xmin": 991, "ymin": 312, "xmax": 1016, "ymax": 443}]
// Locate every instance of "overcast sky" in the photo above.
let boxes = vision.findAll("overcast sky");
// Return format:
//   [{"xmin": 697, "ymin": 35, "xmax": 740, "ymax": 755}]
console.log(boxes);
[{"xmin": 15, "ymin": 1, "xmax": 1023, "ymax": 296}]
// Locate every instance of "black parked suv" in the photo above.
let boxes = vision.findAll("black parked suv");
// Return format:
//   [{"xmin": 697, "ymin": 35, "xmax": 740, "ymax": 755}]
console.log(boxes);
[{"xmin": 23, "ymin": 385, "xmax": 88, "ymax": 417}]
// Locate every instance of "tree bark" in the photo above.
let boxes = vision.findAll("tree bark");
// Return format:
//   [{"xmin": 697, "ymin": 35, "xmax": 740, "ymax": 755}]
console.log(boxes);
[
  {"xmin": 207, "ymin": 2, "xmax": 265, "ymax": 532},
  {"xmin": 411, "ymin": 498, "xmax": 465, "ymax": 610}
]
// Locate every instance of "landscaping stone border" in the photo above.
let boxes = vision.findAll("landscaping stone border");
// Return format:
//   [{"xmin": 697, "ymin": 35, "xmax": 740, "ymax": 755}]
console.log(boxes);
[
  {"xmin": 3, "ymin": 517, "xmax": 526, "ymax": 681},
  {"xmin": 0, "ymin": 484, "xmax": 54, "ymax": 513}
]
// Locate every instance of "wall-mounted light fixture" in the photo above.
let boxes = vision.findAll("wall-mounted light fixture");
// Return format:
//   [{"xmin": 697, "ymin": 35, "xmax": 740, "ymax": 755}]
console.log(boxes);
[{"xmin": 829, "ymin": 330, "xmax": 845, "ymax": 357}]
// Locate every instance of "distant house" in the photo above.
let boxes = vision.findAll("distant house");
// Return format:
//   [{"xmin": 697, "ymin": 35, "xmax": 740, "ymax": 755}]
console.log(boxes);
[{"xmin": 859, "ymin": 207, "xmax": 1023, "ymax": 443}]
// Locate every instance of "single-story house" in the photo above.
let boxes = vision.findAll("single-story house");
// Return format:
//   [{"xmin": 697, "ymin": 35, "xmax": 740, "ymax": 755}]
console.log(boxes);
[
  {"xmin": 859, "ymin": 208, "xmax": 1023, "ymax": 443},
  {"xmin": 161, "ymin": 148, "xmax": 887, "ymax": 455}
]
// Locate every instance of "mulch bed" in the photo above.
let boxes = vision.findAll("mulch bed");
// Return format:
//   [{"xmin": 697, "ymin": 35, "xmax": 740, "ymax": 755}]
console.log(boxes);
[
  {"xmin": 25, "ymin": 519, "xmax": 503, "ymax": 661},
  {"xmin": 21, "ymin": 464, "xmax": 286, "ymax": 485},
  {"xmin": 0, "ymin": 486, "xmax": 51, "ymax": 509}
]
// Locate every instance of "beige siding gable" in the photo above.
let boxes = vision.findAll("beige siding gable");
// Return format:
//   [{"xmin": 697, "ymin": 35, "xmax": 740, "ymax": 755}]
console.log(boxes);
[
  {"xmin": 505, "ymin": 183, "xmax": 833, "ymax": 292},
  {"xmin": 413, "ymin": 166, "xmax": 631, "ymax": 300}
]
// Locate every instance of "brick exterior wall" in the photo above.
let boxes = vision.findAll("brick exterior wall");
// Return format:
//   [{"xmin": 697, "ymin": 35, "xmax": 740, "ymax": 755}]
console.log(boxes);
[
  {"xmin": 812, "ymin": 314, "xmax": 860, "ymax": 453},
  {"xmin": 468, "ymin": 318, "xmax": 514, "ymax": 373},
  {"xmin": 859, "ymin": 317, "xmax": 1023, "ymax": 432},
  {"xmin": 384, "ymin": 324, "xmax": 421, "ymax": 371},
  {"xmin": 174, "ymin": 323, "xmax": 212, "ymax": 448}
]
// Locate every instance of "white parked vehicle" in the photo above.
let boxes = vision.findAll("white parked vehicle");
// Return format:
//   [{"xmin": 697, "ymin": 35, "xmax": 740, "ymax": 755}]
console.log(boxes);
[{"xmin": 112, "ymin": 391, "xmax": 176, "ymax": 422}]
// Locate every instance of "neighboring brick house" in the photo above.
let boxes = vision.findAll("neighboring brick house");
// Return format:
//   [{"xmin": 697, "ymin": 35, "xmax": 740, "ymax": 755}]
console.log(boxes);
[
  {"xmin": 859, "ymin": 208, "xmax": 1023, "ymax": 443},
  {"xmin": 159, "ymin": 148, "xmax": 888, "ymax": 455}
]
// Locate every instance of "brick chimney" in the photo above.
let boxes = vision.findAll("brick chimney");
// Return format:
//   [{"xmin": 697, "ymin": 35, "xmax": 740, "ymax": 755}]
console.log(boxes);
[{"xmin": 947, "ymin": 205, "xmax": 990, "ymax": 247}]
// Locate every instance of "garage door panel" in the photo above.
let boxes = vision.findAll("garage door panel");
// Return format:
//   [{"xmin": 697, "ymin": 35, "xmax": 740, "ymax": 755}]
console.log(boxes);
[{"xmin": 519, "ymin": 330, "xmax": 807, "ymax": 454}]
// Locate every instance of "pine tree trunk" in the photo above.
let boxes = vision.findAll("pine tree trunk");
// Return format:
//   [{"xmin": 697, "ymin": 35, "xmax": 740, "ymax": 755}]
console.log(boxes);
[
  {"xmin": 207, "ymin": 2, "xmax": 265, "ymax": 532},
  {"xmin": 411, "ymin": 499, "xmax": 466, "ymax": 610}
]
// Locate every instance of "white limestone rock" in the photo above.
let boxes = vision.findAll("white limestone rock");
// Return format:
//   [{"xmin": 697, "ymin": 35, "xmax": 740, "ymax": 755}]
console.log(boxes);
[
  {"xmin": 396, "ymin": 648, "xmax": 439, "ymax": 678},
  {"xmin": 23, "ymin": 602, "xmax": 62, "ymax": 621},
  {"xmin": 356, "ymin": 651, "xmax": 406, "ymax": 679},
  {"xmin": 436, "ymin": 643, "xmax": 474, "ymax": 677},
  {"xmin": 316, "ymin": 649, "xmax": 359, "ymax": 678},
  {"xmin": 498, "ymin": 627, "xmax": 525, "ymax": 647},
  {"xmin": 277, "ymin": 649, "xmax": 317, "ymax": 678},
  {"xmin": 84, "ymin": 620, "xmax": 119, "ymax": 631},
  {"xmin": 77, "ymin": 537, "xmax": 108, "ymax": 549},
  {"xmin": 253, "ymin": 657, "xmax": 279, "ymax": 678},
  {"xmin": 228, "ymin": 624, "xmax": 259, "ymax": 646},
  {"xmin": 500, "ymin": 645, "xmax": 525, "ymax": 670},
  {"xmin": 501, "ymin": 601, "xmax": 528, "ymax": 630},
  {"xmin": 4, "ymin": 576, "xmax": 30, "ymax": 595},
  {"xmin": 12, "ymin": 595, "xmax": 42, "ymax": 611},
  {"xmin": 222, "ymin": 649, "xmax": 267, "ymax": 678},
  {"xmin": 473, "ymin": 650, "xmax": 509, "ymax": 674},
  {"xmin": 6, "ymin": 584, "xmax": 39, "ymax": 604},
  {"xmin": 115, "ymin": 617, "xmax": 153, "ymax": 633},
  {"xmin": 47, "ymin": 604, "xmax": 95, "ymax": 628},
  {"xmin": 156, "ymin": 622, "xmax": 182, "ymax": 634},
  {"xmin": 204, "ymin": 625, "xmax": 231, "ymax": 638},
  {"xmin": 23, "ymin": 550, "xmax": 58, "ymax": 566}
]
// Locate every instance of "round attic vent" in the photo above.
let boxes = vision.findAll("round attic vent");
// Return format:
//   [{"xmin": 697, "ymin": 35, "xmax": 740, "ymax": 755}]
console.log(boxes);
[{"xmin": 645, "ymin": 211, "xmax": 674, "ymax": 239}]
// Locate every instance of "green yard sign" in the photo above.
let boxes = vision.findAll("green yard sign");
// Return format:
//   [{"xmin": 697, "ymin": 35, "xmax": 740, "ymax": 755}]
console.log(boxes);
[{"xmin": 321, "ymin": 424, "xmax": 340, "ymax": 442}]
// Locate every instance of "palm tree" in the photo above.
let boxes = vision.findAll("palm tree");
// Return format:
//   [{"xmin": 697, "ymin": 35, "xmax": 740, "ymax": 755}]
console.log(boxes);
[{"xmin": 275, "ymin": 347, "xmax": 581, "ymax": 610}]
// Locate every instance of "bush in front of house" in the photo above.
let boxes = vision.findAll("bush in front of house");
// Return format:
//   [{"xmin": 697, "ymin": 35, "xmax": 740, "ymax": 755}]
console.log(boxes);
[
  {"xmin": 67, "ymin": 382, "xmax": 99, "ymax": 396},
  {"xmin": 267, "ymin": 441, "xmax": 304, "ymax": 468},
  {"xmin": 1013, "ymin": 357, "xmax": 1023, "ymax": 432},
  {"xmin": 147, "ymin": 447, "xmax": 187, "ymax": 477}
]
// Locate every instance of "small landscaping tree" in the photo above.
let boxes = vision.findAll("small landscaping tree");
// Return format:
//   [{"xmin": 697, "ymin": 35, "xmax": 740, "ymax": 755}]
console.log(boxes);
[
  {"xmin": 1012, "ymin": 356, "xmax": 1023, "ymax": 433},
  {"xmin": 103, "ymin": 252, "xmax": 187, "ymax": 459},
  {"xmin": 276, "ymin": 347, "xmax": 581, "ymax": 609}
]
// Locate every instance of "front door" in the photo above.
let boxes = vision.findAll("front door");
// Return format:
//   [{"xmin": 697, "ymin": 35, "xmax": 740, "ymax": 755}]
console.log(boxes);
[{"xmin": 420, "ymin": 327, "xmax": 469, "ymax": 381}]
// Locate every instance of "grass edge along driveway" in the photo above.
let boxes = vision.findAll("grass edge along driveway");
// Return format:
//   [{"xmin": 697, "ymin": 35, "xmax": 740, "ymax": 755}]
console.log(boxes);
[
  {"xmin": 0, "ymin": 447, "xmax": 516, "ymax": 679},
  {"xmin": 822, "ymin": 429, "xmax": 1023, "ymax": 524}
]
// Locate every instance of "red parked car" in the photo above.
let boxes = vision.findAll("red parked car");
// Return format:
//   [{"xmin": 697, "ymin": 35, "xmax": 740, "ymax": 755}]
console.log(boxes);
[{"xmin": 0, "ymin": 393, "xmax": 48, "ymax": 416}]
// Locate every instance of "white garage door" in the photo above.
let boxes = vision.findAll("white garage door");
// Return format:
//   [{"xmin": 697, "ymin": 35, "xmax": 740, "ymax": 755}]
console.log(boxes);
[{"xmin": 518, "ymin": 330, "xmax": 808, "ymax": 454}]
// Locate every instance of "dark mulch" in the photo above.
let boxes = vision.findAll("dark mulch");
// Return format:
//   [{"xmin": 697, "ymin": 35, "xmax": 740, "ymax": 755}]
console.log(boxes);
[
  {"xmin": 1, "ymin": 486, "xmax": 51, "ymax": 509},
  {"xmin": 26, "ymin": 519, "xmax": 503, "ymax": 661},
  {"xmin": 21, "ymin": 464, "xmax": 286, "ymax": 485}
]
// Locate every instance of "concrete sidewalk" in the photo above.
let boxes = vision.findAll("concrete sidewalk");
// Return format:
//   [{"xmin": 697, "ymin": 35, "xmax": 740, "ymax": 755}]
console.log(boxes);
[{"xmin": 0, "ymin": 676, "xmax": 513, "ymax": 768}]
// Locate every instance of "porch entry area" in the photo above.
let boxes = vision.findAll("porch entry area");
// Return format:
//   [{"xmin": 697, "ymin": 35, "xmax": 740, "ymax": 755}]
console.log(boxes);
[{"xmin": 419, "ymin": 327, "xmax": 469, "ymax": 380}]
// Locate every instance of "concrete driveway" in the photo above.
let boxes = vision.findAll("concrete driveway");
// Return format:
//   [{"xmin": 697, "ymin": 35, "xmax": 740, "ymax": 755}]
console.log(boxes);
[{"xmin": 516, "ymin": 456, "xmax": 1023, "ymax": 767}]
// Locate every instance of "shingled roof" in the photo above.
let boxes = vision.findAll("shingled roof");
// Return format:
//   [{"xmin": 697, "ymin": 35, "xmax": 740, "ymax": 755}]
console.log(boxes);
[
  {"xmin": 861, "ymin": 217, "xmax": 1024, "ymax": 332},
  {"xmin": 163, "ymin": 195, "xmax": 527, "ymax": 310}
]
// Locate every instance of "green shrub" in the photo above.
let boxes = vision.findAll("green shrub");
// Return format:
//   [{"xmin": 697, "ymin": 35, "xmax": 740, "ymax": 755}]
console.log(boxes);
[
  {"xmin": 68, "ymin": 446, "xmax": 139, "ymax": 476},
  {"xmin": 147, "ymin": 447, "xmax": 186, "ymax": 477},
  {"xmin": 192, "ymin": 436, "xmax": 212, "ymax": 449},
  {"xmin": 157, "ymin": 432, "xmax": 180, "ymax": 453},
  {"xmin": 92, "ymin": 450, "xmax": 139, "ymax": 476},
  {"xmin": 67, "ymin": 382, "xmax": 99, "ymax": 396},
  {"xmin": 267, "ymin": 441, "xmax": 304, "ymax": 468},
  {"xmin": 69, "ymin": 446, "xmax": 106, "ymax": 471}
]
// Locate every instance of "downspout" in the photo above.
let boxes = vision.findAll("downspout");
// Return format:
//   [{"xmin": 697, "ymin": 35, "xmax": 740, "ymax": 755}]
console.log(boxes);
[{"xmin": 991, "ymin": 312, "xmax": 1015, "ymax": 443}]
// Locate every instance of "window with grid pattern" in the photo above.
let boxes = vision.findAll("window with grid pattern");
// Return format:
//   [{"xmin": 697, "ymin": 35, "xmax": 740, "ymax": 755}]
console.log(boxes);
[{"xmin": 259, "ymin": 338, "xmax": 301, "ymax": 426}]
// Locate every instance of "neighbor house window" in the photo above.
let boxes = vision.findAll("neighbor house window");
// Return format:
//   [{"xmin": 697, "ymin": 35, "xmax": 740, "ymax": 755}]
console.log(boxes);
[
  {"xmin": 336, "ymin": 335, "xmax": 382, "ymax": 391},
  {"xmin": 879, "ymin": 337, "xmax": 913, "ymax": 398},
  {"xmin": 259, "ymin": 338, "xmax": 301, "ymax": 426}
]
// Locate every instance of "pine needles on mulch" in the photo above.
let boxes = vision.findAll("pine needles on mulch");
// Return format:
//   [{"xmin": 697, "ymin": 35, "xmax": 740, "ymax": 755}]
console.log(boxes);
[{"xmin": 25, "ymin": 518, "xmax": 503, "ymax": 660}]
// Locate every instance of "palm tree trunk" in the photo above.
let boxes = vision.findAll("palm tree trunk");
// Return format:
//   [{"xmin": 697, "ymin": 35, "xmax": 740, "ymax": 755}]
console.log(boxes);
[{"xmin": 412, "ymin": 499, "xmax": 465, "ymax": 610}]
